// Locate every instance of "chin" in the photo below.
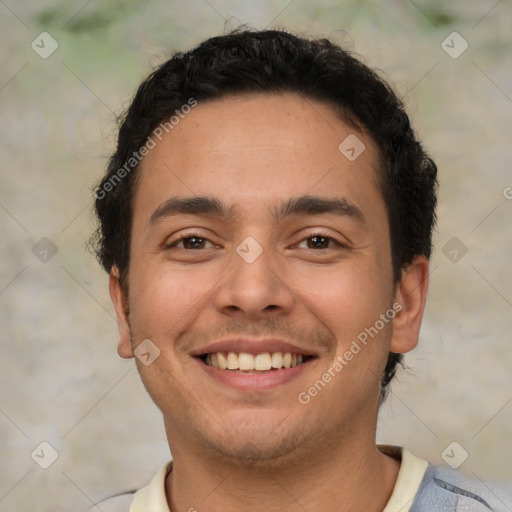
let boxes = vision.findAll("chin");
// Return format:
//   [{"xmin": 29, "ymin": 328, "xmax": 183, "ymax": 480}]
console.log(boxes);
[{"xmin": 201, "ymin": 423, "xmax": 311, "ymax": 470}]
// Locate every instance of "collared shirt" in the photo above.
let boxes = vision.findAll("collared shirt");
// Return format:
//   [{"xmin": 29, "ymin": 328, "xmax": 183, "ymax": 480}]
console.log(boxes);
[{"xmin": 94, "ymin": 445, "xmax": 429, "ymax": 512}]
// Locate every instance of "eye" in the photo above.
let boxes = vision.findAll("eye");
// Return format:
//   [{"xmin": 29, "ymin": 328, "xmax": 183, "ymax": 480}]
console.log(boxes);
[
  {"xmin": 166, "ymin": 233, "xmax": 217, "ymax": 250},
  {"xmin": 297, "ymin": 233, "xmax": 345, "ymax": 250}
]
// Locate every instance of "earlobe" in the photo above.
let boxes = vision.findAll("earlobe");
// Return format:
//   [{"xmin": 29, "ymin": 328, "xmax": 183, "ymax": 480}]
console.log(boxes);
[
  {"xmin": 390, "ymin": 256, "xmax": 430, "ymax": 354},
  {"xmin": 108, "ymin": 268, "xmax": 134, "ymax": 359}
]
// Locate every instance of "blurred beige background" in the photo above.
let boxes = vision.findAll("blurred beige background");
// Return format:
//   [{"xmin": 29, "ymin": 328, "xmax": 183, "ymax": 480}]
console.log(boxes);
[{"xmin": 0, "ymin": 1, "xmax": 511, "ymax": 511}]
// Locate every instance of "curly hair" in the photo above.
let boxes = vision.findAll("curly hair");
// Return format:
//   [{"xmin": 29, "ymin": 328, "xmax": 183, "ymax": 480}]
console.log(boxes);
[{"xmin": 91, "ymin": 29, "xmax": 438, "ymax": 405}]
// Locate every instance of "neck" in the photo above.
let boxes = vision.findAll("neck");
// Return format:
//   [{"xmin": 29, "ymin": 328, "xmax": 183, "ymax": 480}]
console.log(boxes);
[{"xmin": 165, "ymin": 435, "xmax": 400, "ymax": 512}]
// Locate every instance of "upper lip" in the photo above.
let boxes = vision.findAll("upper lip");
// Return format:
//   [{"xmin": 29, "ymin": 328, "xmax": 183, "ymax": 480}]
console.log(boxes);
[{"xmin": 190, "ymin": 338, "xmax": 318, "ymax": 357}]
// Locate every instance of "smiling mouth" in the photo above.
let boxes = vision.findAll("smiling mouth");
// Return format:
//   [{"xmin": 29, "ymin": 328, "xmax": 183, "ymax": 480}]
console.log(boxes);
[{"xmin": 200, "ymin": 351, "xmax": 313, "ymax": 373}]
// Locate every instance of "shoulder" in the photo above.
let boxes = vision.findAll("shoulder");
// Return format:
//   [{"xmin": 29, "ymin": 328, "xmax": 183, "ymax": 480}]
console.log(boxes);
[
  {"xmin": 85, "ymin": 461, "xmax": 172, "ymax": 512},
  {"xmin": 86, "ymin": 491, "xmax": 137, "ymax": 512},
  {"xmin": 411, "ymin": 464, "xmax": 512, "ymax": 512}
]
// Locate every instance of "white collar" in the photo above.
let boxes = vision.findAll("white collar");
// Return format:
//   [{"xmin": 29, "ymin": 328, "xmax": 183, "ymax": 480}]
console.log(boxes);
[{"xmin": 129, "ymin": 445, "xmax": 428, "ymax": 512}]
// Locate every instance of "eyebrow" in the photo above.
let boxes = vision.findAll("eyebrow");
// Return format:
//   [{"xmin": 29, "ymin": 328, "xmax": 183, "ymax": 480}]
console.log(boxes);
[{"xmin": 150, "ymin": 195, "xmax": 367, "ymax": 227}]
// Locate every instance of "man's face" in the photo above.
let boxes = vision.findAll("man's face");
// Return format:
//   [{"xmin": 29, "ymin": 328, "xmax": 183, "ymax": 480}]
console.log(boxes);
[{"xmin": 112, "ymin": 93, "xmax": 410, "ymax": 463}]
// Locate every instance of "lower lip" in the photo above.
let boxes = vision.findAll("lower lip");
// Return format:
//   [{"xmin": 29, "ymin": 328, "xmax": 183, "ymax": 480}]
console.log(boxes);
[{"xmin": 197, "ymin": 358, "xmax": 314, "ymax": 391}]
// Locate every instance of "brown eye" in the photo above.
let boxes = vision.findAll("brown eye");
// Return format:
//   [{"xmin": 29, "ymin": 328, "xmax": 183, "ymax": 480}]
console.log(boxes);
[
  {"xmin": 307, "ymin": 235, "xmax": 330, "ymax": 249},
  {"xmin": 298, "ymin": 234, "xmax": 342, "ymax": 250},
  {"xmin": 182, "ymin": 236, "xmax": 207, "ymax": 249},
  {"xmin": 166, "ymin": 233, "xmax": 216, "ymax": 250}
]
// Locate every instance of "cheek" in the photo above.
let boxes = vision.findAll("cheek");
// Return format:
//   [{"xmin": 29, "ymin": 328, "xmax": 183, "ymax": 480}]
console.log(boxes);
[
  {"xmin": 291, "ymin": 260, "xmax": 388, "ymax": 336},
  {"xmin": 128, "ymin": 265, "xmax": 214, "ymax": 335}
]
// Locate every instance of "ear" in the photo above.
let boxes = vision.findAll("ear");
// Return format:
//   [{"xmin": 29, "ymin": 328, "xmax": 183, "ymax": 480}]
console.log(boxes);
[
  {"xmin": 390, "ymin": 255, "xmax": 430, "ymax": 354},
  {"xmin": 109, "ymin": 267, "xmax": 134, "ymax": 359}
]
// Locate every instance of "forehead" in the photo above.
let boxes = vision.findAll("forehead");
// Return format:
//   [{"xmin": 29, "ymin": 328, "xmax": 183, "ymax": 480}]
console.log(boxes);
[{"xmin": 133, "ymin": 92, "xmax": 383, "ymax": 223}]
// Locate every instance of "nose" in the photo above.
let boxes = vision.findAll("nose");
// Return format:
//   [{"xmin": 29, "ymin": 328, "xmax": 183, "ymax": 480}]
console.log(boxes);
[{"xmin": 213, "ymin": 243, "xmax": 296, "ymax": 321}]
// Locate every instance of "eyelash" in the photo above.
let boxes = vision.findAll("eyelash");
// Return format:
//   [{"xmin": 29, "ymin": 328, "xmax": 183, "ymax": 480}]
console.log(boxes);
[{"xmin": 166, "ymin": 232, "xmax": 346, "ymax": 250}]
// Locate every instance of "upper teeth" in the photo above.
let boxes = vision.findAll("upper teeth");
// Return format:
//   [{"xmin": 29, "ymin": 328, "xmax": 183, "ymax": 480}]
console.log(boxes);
[{"xmin": 204, "ymin": 352, "xmax": 304, "ymax": 371}]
